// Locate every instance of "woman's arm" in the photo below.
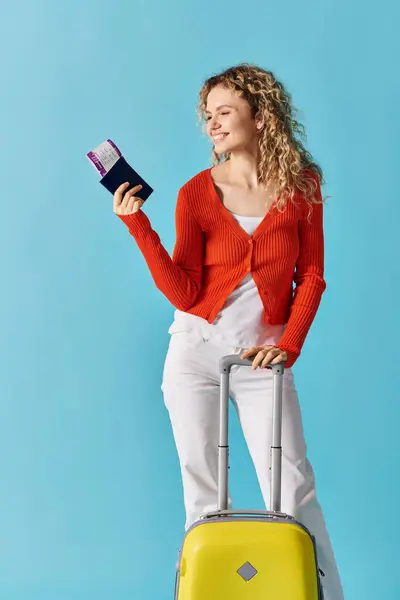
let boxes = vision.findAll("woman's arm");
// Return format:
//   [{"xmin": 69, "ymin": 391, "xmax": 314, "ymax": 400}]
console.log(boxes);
[
  {"xmin": 277, "ymin": 176, "xmax": 327, "ymax": 367},
  {"xmin": 117, "ymin": 186, "xmax": 204, "ymax": 311}
]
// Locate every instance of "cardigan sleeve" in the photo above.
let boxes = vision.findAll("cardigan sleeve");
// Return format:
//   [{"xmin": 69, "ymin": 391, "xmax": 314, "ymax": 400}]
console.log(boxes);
[
  {"xmin": 117, "ymin": 185, "xmax": 204, "ymax": 311},
  {"xmin": 277, "ymin": 174, "xmax": 327, "ymax": 367}
]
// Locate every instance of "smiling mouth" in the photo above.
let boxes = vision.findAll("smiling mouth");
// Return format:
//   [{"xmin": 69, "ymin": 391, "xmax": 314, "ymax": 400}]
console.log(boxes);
[{"xmin": 213, "ymin": 133, "xmax": 229, "ymax": 142}]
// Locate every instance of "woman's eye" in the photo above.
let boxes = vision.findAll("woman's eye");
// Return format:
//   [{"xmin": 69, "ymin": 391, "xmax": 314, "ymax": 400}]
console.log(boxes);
[{"xmin": 205, "ymin": 112, "xmax": 229, "ymax": 121}]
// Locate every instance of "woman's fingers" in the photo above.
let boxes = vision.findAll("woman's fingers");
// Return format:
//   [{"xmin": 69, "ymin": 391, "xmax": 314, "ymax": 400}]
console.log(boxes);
[
  {"xmin": 261, "ymin": 348, "xmax": 282, "ymax": 368},
  {"xmin": 251, "ymin": 349, "xmax": 269, "ymax": 370},
  {"xmin": 129, "ymin": 197, "xmax": 145, "ymax": 214},
  {"xmin": 270, "ymin": 351, "xmax": 287, "ymax": 365},
  {"xmin": 240, "ymin": 345, "xmax": 287, "ymax": 369},
  {"xmin": 121, "ymin": 184, "xmax": 143, "ymax": 211},
  {"xmin": 240, "ymin": 346, "xmax": 258, "ymax": 360},
  {"xmin": 113, "ymin": 182, "xmax": 130, "ymax": 211},
  {"xmin": 113, "ymin": 183, "xmax": 143, "ymax": 215}
]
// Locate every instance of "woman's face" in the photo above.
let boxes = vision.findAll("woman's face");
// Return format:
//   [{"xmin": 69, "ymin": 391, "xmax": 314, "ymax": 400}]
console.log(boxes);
[{"xmin": 205, "ymin": 84, "xmax": 262, "ymax": 155}]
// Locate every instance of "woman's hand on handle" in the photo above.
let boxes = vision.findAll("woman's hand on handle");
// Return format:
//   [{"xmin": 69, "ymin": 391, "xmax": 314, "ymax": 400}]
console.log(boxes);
[
  {"xmin": 240, "ymin": 345, "xmax": 288, "ymax": 370},
  {"xmin": 113, "ymin": 182, "xmax": 144, "ymax": 215}
]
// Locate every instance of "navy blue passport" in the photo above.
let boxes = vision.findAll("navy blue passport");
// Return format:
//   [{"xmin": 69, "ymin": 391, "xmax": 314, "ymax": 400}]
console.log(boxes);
[
  {"xmin": 87, "ymin": 139, "xmax": 153, "ymax": 202},
  {"xmin": 100, "ymin": 156, "xmax": 153, "ymax": 201}
]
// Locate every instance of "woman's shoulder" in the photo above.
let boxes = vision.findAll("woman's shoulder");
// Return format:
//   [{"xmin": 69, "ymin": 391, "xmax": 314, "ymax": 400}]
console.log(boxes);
[
  {"xmin": 174, "ymin": 167, "xmax": 215, "ymax": 225},
  {"xmin": 179, "ymin": 166, "xmax": 211, "ymax": 194}
]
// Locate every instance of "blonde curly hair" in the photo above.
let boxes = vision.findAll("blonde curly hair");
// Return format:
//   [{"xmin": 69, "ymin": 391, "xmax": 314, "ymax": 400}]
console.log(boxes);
[{"xmin": 196, "ymin": 62, "xmax": 325, "ymax": 213}]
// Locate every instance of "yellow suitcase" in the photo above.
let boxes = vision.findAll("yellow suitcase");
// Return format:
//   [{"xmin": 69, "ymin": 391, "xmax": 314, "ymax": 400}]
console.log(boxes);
[{"xmin": 174, "ymin": 355, "xmax": 324, "ymax": 599}]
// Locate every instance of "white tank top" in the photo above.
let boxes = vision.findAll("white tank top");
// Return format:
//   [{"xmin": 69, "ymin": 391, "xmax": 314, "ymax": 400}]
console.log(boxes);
[{"xmin": 168, "ymin": 212, "xmax": 286, "ymax": 349}]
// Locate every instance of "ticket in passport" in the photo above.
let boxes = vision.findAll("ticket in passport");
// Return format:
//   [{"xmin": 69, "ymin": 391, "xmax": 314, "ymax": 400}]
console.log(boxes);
[{"xmin": 87, "ymin": 139, "xmax": 153, "ymax": 201}]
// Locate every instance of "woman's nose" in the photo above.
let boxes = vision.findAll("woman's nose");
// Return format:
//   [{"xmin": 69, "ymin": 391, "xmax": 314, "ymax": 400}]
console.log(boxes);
[{"xmin": 210, "ymin": 120, "xmax": 221, "ymax": 133}]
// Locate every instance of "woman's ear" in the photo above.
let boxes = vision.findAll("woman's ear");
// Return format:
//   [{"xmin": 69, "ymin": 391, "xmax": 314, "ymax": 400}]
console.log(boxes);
[{"xmin": 255, "ymin": 111, "xmax": 264, "ymax": 131}]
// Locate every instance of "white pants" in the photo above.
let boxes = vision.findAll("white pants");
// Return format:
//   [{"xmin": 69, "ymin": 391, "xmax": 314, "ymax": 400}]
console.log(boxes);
[{"xmin": 161, "ymin": 327, "xmax": 344, "ymax": 600}]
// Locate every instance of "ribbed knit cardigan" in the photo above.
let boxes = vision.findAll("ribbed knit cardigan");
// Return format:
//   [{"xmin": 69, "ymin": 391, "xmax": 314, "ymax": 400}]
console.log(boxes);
[{"xmin": 117, "ymin": 167, "xmax": 326, "ymax": 368}]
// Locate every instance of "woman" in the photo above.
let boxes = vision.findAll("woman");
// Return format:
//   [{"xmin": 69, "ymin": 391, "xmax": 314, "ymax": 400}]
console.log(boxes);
[{"xmin": 114, "ymin": 63, "xmax": 344, "ymax": 600}]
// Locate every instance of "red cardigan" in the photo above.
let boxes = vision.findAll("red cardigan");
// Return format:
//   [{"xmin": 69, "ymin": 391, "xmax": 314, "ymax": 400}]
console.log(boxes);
[{"xmin": 117, "ymin": 167, "xmax": 326, "ymax": 368}]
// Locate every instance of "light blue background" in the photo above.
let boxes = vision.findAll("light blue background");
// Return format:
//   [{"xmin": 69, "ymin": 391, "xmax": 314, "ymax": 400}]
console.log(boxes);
[{"xmin": 1, "ymin": 1, "xmax": 398, "ymax": 598}]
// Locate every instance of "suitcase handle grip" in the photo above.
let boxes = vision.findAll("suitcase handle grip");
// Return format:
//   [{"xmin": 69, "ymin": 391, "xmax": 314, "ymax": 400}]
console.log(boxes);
[
  {"xmin": 202, "ymin": 509, "xmax": 291, "ymax": 520},
  {"xmin": 217, "ymin": 354, "xmax": 284, "ymax": 514},
  {"xmin": 219, "ymin": 354, "xmax": 285, "ymax": 374}
]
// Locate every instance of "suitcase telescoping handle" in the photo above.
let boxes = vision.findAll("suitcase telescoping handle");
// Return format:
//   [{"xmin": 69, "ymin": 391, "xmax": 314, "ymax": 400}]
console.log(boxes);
[{"xmin": 218, "ymin": 355, "xmax": 285, "ymax": 514}]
